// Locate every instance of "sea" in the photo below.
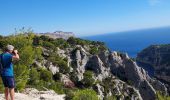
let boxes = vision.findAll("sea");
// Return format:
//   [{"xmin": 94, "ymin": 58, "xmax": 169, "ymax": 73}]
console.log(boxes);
[{"xmin": 82, "ymin": 27, "xmax": 170, "ymax": 58}]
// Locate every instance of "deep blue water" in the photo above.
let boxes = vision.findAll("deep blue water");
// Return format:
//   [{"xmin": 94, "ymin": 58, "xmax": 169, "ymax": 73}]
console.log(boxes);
[{"xmin": 82, "ymin": 27, "xmax": 170, "ymax": 58}]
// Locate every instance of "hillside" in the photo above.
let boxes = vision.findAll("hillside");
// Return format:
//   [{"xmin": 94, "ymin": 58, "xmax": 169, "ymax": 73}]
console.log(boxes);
[
  {"xmin": 137, "ymin": 44, "xmax": 170, "ymax": 94},
  {"xmin": 0, "ymin": 33, "xmax": 169, "ymax": 100}
]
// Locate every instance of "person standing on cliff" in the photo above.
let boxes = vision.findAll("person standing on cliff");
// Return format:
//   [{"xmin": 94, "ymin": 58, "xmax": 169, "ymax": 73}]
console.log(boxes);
[{"xmin": 0, "ymin": 45, "xmax": 20, "ymax": 100}]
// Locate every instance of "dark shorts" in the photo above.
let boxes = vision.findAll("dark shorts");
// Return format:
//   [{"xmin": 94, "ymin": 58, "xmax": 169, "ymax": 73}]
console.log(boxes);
[{"xmin": 1, "ymin": 76, "xmax": 15, "ymax": 88}]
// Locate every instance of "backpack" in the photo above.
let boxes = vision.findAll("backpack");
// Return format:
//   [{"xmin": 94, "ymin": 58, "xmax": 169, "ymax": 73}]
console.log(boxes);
[{"xmin": 0, "ymin": 53, "xmax": 4, "ymax": 75}]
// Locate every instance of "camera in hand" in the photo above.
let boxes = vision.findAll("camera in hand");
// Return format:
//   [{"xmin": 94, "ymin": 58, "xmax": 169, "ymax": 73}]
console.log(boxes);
[{"xmin": 12, "ymin": 51, "xmax": 15, "ymax": 54}]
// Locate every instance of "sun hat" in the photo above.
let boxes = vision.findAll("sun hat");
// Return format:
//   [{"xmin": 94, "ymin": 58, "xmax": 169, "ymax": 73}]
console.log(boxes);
[{"xmin": 6, "ymin": 45, "xmax": 14, "ymax": 51}]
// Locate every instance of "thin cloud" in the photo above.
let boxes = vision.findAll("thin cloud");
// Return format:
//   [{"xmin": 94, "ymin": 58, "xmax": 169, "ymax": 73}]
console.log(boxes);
[{"xmin": 149, "ymin": 0, "xmax": 161, "ymax": 6}]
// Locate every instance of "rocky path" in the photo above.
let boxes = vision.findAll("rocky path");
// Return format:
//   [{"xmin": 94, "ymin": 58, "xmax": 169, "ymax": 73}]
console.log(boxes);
[{"xmin": 0, "ymin": 88, "xmax": 65, "ymax": 100}]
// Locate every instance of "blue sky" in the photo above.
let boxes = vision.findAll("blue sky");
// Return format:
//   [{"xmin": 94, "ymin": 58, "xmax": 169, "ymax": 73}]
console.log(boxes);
[{"xmin": 0, "ymin": 0, "xmax": 170, "ymax": 36}]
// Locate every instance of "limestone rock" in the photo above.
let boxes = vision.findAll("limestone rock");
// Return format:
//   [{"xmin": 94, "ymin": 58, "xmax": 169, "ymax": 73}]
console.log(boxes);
[
  {"xmin": 137, "ymin": 45, "xmax": 170, "ymax": 93},
  {"xmin": 86, "ymin": 55, "xmax": 111, "ymax": 81},
  {"xmin": 109, "ymin": 51, "xmax": 167, "ymax": 100},
  {"xmin": 48, "ymin": 62, "xmax": 59, "ymax": 75},
  {"xmin": 71, "ymin": 47, "xmax": 89, "ymax": 81}
]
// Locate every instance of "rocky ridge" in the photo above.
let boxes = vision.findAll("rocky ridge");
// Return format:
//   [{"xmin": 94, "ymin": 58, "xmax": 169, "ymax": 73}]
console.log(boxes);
[
  {"xmin": 35, "ymin": 44, "xmax": 168, "ymax": 100},
  {"xmin": 137, "ymin": 44, "xmax": 170, "ymax": 94}
]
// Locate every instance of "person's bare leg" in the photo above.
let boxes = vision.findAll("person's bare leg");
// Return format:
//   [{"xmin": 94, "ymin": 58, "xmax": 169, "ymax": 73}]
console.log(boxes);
[
  {"xmin": 9, "ymin": 88, "xmax": 14, "ymax": 100},
  {"xmin": 4, "ymin": 87, "xmax": 9, "ymax": 100}
]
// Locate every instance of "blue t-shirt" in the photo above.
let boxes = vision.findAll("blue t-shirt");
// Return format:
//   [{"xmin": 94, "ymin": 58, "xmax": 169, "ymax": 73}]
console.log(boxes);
[{"xmin": 0, "ymin": 52, "xmax": 14, "ymax": 76}]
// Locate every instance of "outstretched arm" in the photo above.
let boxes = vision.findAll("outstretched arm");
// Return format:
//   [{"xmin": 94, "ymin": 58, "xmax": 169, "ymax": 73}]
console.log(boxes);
[{"xmin": 12, "ymin": 50, "xmax": 19, "ymax": 60}]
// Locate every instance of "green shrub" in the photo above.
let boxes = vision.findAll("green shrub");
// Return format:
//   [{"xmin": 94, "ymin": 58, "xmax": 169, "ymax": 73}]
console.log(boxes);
[
  {"xmin": 0, "ymin": 39, "xmax": 8, "ymax": 49},
  {"xmin": 156, "ymin": 91, "xmax": 170, "ymax": 100},
  {"xmin": 33, "ymin": 36, "xmax": 41, "ymax": 46},
  {"xmin": 67, "ymin": 37, "xmax": 92, "ymax": 46},
  {"xmin": 34, "ymin": 47, "xmax": 43, "ymax": 61},
  {"xmin": 81, "ymin": 71, "xmax": 95, "ymax": 88},
  {"xmin": 14, "ymin": 64, "xmax": 30, "ymax": 92},
  {"xmin": 62, "ymin": 42, "xmax": 70, "ymax": 49},
  {"xmin": 65, "ymin": 88, "xmax": 79, "ymax": 100},
  {"xmin": 58, "ymin": 60, "xmax": 70, "ymax": 74},
  {"xmin": 101, "ymin": 77, "xmax": 115, "ymax": 95},
  {"xmin": 98, "ymin": 45, "xmax": 107, "ymax": 51},
  {"xmin": 90, "ymin": 46, "xmax": 99, "ymax": 55},
  {"xmin": 42, "ymin": 41, "xmax": 55, "ymax": 49},
  {"xmin": 39, "ymin": 35, "xmax": 50, "ymax": 41},
  {"xmin": 47, "ymin": 53, "xmax": 69, "ymax": 74},
  {"xmin": 65, "ymin": 89, "xmax": 75, "ymax": 100},
  {"xmin": 47, "ymin": 55, "xmax": 59, "ymax": 66},
  {"xmin": 8, "ymin": 34, "xmax": 33, "ymax": 49},
  {"xmin": 33, "ymin": 80, "xmax": 64, "ymax": 94},
  {"xmin": 70, "ymin": 71, "xmax": 79, "ymax": 85},
  {"xmin": 19, "ymin": 45, "xmax": 35, "ymax": 65},
  {"xmin": 39, "ymin": 68, "xmax": 53, "ymax": 82},
  {"xmin": 52, "ymin": 38, "xmax": 70, "ymax": 48},
  {"xmin": 28, "ymin": 67, "xmax": 40, "ymax": 86},
  {"xmin": 48, "ymin": 81, "xmax": 64, "ymax": 94},
  {"xmin": 104, "ymin": 96, "xmax": 117, "ymax": 100},
  {"xmin": 67, "ymin": 37, "xmax": 77, "ymax": 45},
  {"xmin": 72, "ymin": 89, "xmax": 99, "ymax": 100}
]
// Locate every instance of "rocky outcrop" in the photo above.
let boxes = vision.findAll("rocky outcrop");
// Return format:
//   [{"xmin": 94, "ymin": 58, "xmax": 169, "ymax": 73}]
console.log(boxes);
[
  {"xmin": 70, "ymin": 46, "xmax": 89, "ymax": 81},
  {"xmin": 108, "ymin": 51, "xmax": 167, "ymax": 100},
  {"xmin": 55, "ymin": 46, "xmax": 167, "ymax": 100},
  {"xmin": 94, "ymin": 83, "xmax": 105, "ymax": 99},
  {"xmin": 110, "ymin": 52, "xmax": 156, "ymax": 100},
  {"xmin": 86, "ymin": 55, "xmax": 111, "ymax": 81},
  {"xmin": 137, "ymin": 45, "xmax": 170, "ymax": 93},
  {"xmin": 94, "ymin": 79, "xmax": 142, "ymax": 100},
  {"xmin": 37, "ymin": 45, "xmax": 168, "ymax": 100},
  {"xmin": 149, "ymin": 79, "xmax": 168, "ymax": 95}
]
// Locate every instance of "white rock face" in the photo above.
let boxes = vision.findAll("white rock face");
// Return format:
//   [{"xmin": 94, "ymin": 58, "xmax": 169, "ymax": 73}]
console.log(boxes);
[
  {"xmin": 86, "ymin": 55, "xmax": 111, "ymax": 81},
  {"xmin": 34, "ymin": 60, "xmax": 47, "ymax": 69},
  {"xmin": 95, "ymin": 83, "xmax": 105, "ymax": 99},
  {"xmin": 74, "ymin": 48, "xmax": 89, "ymax": 81},
  {"xmin": 94, "ymin": 79, "xmax": 143, "ymax": 100},
  {"xmin": 35, "ymin": 46, "xmax": 167, "ymax": 100},
  {"xmin": 0, "ymin": 88, "xmax": 65, "ymax": 100},
  {"xmin": 67, "ymin": 47, "xmax": 167, "ymax": 100},
  {"xmin": 48, "ymin": 62, "xmax": 59, "ymax": 75},
  {"xmin": 56, "ymin": 48, "xmax": 67, "ymax": 58},
  {"xmin": 109, "ymin": 51, "xmax": 167, "ymax": 100}
]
